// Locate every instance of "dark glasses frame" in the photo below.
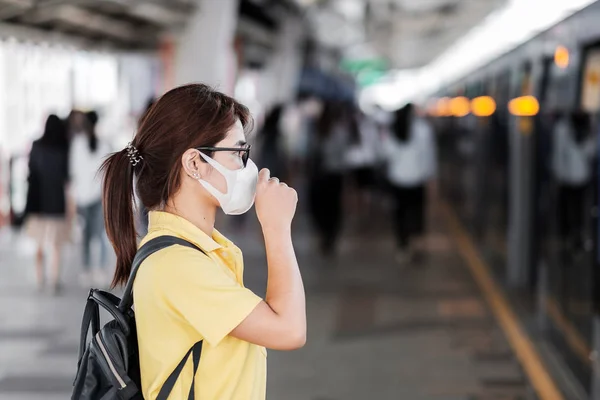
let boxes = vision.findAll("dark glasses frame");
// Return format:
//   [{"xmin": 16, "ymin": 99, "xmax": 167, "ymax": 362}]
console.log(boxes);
[{"xmin": 196, "ymin": 145, "xmax": 252, "ymax": 167}]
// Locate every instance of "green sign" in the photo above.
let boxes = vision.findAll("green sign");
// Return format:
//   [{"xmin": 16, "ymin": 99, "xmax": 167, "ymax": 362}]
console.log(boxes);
[{"xmin": 340, "ymin": 58, "xmax": 388, "ymax": 87}]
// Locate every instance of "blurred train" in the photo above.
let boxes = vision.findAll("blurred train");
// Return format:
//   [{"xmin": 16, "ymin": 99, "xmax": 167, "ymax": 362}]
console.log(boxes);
[{"xmin": 430, "ymin": 1, "xmax": 600, "ymax": 394}]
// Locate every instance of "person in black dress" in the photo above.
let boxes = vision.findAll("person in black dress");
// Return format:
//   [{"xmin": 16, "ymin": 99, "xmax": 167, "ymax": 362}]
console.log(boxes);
[{"xmin": 24, "ymin": 115, "xmax": 71, "ymax": 293}]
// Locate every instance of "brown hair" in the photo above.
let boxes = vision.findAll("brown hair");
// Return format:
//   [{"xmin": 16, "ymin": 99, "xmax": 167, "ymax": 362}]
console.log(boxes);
[{"xmin": 101, "ymin": 84, "xmax": 252, "ymax": 287}]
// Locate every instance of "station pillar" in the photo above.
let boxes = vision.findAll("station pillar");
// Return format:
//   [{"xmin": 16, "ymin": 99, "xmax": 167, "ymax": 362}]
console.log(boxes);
[{"xmin": 173, "ymin": 0, "xmax": 240, "ymax": 95}]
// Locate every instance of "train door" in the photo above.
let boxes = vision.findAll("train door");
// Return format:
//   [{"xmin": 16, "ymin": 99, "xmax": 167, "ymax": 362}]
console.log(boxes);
[
  {"xmin": 540, "ymin": 44, "xmax": 600, "ymax": 390},
  {"xmin": 531, "ymin": 56, "xmax": 554, "ymax": 290},
  {"xmin": 570, "ymin": 45, "xmax": 600, "ymax": 356},
  {"xmin": 581, "ymin": 44, "xmax": 600, "ymax": 394},
  {"xmin": 479, "ymin": 73, "xmax": 510, "ymax": 271},
  {"xmin": 507, "ymin": 62, "xmax": 536, "ymax": 288},
  {"xmin": 462, "ymin": 82, "xmax": 484, "ymax": 233}
]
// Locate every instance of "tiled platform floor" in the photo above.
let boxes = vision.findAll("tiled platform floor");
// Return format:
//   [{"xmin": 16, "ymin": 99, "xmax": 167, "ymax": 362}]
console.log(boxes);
[{"xmin": 0, "ymin": 205, "xmax": 534, "ymax": 400}]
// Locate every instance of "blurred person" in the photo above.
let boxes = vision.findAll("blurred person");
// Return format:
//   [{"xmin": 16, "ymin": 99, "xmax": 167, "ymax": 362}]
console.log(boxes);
[
  {"xmin": 23, "ymin": 115, "xmax": 71, "ymax": 293},
  {"xmin": 101, "ymin": 84, "xmax": 305, "ymax": 399},
  {"xmin": 308, "ymin": 101, "xmax": 348, "ymax": 256},
  {"xmin": 370, "ymin": 106, "xmax": 394, "ymax": 193},
  {"xmin": 258, "ymin": 104, "xmax": 288, "ymax": 181},
  {"xmin": 383, "ymin": 103, "xmax": 437, "ymax": 264},
  {"xmin": 534, "ymin": 110, "xmax": 561, "ymax": 244},
  {"xmin": 552, "ymin": 109, "xmax": 596, "ymax": 251},
  {"xmin": 345, "ymin": 107, "xmax": 380, "ymax": 228},
  {"xmin": 69, "ymin": 110, "xmax": 112, "ymax": 286},
  {"xmin": 284, "ymin": 93, "xmax": 321, "ymax": 186},
  {"xmin": 67, "ymin": 109, "xmax": 89, "ymax": 142}
]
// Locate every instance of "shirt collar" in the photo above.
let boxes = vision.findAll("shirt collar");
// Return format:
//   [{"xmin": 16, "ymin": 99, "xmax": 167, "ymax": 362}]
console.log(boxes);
[{"xmin": 147, "ymin": 211, "xmax": 223, "ymax": 252}]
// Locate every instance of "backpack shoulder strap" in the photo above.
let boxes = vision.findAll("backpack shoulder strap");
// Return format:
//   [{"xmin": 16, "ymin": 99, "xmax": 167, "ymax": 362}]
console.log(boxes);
[
  {"xmin": 156, "ymin": 341, "xmax": 203, "ymax": 400},
  {"xmin": 118, "ymin": 235, "xmax": 206, "ymax": 312}
]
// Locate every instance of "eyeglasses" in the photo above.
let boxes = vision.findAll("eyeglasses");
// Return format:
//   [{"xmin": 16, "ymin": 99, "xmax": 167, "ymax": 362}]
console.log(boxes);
[{"xmin": 196, "ymin": 145, "xmax": 252, "ymax": 167}]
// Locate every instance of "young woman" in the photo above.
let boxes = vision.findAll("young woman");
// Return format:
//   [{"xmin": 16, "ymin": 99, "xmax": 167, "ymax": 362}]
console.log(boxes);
[
  {"xmin": 69, "ymin": 110, "xmax": 111, "ymax": 286},
  {"xmin": 24, "ymin": 115, "xmax": 71, "ymax": 293},
  {"xmin": 383, "ymin": 103, "xmax": 437, "ymax": 263},
  {"xmin": 101, "ymin": 84, "xmax": 306, "ymax": 400}
]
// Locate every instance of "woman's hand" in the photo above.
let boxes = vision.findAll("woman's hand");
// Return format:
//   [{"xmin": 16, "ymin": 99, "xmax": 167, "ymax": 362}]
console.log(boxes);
[
  {"xmin": 230, "ymin": 168, "xmax": 306, "ymax": 350},
  {"xmin": 255, "ymin": 168, "xmax": 297, "ymax": 232}
]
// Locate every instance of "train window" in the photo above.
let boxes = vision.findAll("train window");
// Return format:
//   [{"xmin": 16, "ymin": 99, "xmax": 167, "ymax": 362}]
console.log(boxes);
[{"xmin": 580, "ymin": 47, "xmax": 600, "ymax": 112}]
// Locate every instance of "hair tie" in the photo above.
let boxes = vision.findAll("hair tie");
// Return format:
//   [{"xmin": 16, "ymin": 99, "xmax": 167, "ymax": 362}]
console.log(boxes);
[{"xmin": 126, "ymin": 142, "xmax": 143, "ymax": 167}]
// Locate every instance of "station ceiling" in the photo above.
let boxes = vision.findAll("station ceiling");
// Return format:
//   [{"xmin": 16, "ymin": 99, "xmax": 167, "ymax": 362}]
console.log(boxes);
[
  {"xmin": 299, "ymin": 0, "xmax": 508, "ymax": 69},
  {"xmin": 0, "ymin": 0, "xmax": 196, "ymax": 48},
  {"xmin": 0, "ymin": 0, "xmax": 300, "ymax": 53},
  {"xmin": 0, "ymin": 0, "xmax": 508, "ymax": 71}
]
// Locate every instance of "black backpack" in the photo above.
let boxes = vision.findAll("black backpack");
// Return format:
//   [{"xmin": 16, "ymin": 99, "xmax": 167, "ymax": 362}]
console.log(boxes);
[{"xmin": 72, "ymin": 236, "xmax": 206, "ymax": 400}]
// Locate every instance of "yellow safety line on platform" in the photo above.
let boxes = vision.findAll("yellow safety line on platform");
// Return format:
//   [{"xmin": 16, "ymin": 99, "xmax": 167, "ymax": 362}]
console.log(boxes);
[
  {"xmin": 545, "ymin": 297, "xmax": 592, "ymax": 367},
  {"xmin": 442, "ymin": 202, "xmax": 564, "ymax": 400}
]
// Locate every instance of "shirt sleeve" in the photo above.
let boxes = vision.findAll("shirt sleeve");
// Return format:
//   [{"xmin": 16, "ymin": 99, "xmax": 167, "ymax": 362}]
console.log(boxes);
[{"xmin": 157, "ymin": 246, "xmax": 263, "ymax": 347}]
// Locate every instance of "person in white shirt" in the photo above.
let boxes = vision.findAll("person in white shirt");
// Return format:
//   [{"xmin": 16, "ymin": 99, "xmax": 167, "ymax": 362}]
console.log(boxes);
[
  {"xmin": 69, "ymin": 111, "xmax": 111, "ymax": 285},
  {"xmin": 383, "ymin": 103, "xmax": 437, "ymax": 263}
]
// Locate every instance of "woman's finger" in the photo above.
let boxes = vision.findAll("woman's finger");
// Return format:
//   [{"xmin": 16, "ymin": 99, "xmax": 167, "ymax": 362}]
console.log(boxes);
[{"xmin": 258, "ymin": 168, "xmax": 271, "ymax": 183}]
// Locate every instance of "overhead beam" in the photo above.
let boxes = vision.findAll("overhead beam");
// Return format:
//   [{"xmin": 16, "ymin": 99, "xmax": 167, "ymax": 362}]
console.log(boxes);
[
  {"xmin": 0, "ymin": 0, "xmax": 196, "ymax": 27},
  {"xmin": 128, "ymin": 1, "xmax": 194, "ymax": 27},
  {"xmin": 0, "ymin": 20, "xmax": 90, "ymax": 46},
  {"xmin": 22, "ymin": 4, "xmax": 156, "ymax": 44},
  {"xmin": 0, "ymin": 0, "xmax": 33, "ymax": 5},
  {"xmin": 0, "ymin": 0, "xmax": 35, "ymax": 20},
  {"xmin": 61, "ymin": 0, "xmax": 194, "ymax": 26}
]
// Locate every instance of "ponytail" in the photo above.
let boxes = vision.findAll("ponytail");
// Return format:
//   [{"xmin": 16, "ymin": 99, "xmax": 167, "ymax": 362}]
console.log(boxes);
[{"xmin": 101, "ymin": 150, "xmax": 137, "ymax": 288}]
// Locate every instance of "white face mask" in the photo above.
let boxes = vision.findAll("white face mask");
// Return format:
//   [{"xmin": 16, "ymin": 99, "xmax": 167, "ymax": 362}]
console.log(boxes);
[{"xmin": 197, "ymin": 152, "xmax": 258, "ymax": 215}]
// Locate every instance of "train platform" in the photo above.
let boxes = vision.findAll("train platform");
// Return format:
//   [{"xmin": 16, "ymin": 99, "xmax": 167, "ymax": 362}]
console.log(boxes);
[{"xmin": 0, "ymin": 201, "xmax": 559, "ymax": 400}]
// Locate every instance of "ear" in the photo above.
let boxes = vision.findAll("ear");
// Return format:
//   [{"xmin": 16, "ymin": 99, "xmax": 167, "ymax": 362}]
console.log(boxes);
[{"xmin": 181, "ymin": 149, "xmax": 207, "ymax": 181}]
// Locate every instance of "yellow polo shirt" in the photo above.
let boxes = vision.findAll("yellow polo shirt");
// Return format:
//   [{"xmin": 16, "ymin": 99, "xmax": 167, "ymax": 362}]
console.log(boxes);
[{"xmin": 134, "ymin": 211, "xmax": 265, "ymax": 400}]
